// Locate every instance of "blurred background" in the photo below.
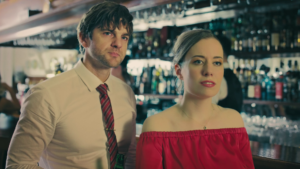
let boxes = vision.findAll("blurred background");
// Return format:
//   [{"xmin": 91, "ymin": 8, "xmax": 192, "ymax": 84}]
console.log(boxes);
[{"xmin": 0, "ymin": 0, "xmax": 300, "ymax": 159}]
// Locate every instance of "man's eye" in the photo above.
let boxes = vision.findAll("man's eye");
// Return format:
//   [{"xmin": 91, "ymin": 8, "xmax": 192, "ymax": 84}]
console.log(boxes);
[
  {"xmin": 214, "ymin": 62, "xmax": 222, "ymax": 66},
  {"xmin": 122, "ymin": 37, "xmax": 129, "ymax": 41},
  {"xmin": 104, "ymin": 32, "xmax": 111, "ymax": 35}
]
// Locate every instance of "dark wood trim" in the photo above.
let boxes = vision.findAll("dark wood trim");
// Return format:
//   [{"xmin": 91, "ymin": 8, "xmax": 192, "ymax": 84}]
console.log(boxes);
[
  {"xmin": 0, "ymin": 0, "xmax": 182, "ymax": 44},
  {"xmin": 253, "ymin": 155, "xmax": 300, "ymax": 169}
]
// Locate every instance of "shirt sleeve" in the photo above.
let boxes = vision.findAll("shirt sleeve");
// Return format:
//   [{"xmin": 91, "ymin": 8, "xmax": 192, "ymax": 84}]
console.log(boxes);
[
  {"xmin": 125, "ymin": 90, "xmax": 137, "ymax": 169},
  {"xmin": 239, "ymin": 134, "xmax": 255, "ymax": 169},
  {"xmin": 136, "ymin": 135, "xmax": 163, "ymax": 169},
  {"xmin": 6, "ymin": 86, "xmax": 58, "ymax": 169}
]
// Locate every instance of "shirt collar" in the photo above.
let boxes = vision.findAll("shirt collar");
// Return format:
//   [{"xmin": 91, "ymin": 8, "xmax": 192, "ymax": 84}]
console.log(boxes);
[
  {"xmin": 74, "ymin": 59, "xmax": 112, "ymax": 92},
  {"xmin": 223, "ymin": 62, "xmax": 230, "ymax": 69}
]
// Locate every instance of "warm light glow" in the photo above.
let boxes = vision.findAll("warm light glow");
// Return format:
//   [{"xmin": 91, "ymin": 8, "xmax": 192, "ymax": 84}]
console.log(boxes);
[{"xmin": 46, "ymin": 73, "xmax": 55, "ymax": 78}]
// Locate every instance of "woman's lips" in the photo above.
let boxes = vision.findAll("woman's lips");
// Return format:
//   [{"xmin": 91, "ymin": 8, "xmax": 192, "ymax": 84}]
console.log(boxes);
[{"xmin": 200, "ymin": 81, "xmax": 215, "ymax": 87}]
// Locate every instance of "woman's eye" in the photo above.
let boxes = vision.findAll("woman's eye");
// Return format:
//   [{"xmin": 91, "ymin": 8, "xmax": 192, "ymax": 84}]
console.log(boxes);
[
  {"xmin": 214, "ymin": 62, "xmax": 222, "ymax": 66},
  {"xmin": 193, "ymin": 60, "xmax": 203, "ymax": 64},
  {"xmin": 122, "ymin": 37, "xmax": 129, "ymax": 41}
]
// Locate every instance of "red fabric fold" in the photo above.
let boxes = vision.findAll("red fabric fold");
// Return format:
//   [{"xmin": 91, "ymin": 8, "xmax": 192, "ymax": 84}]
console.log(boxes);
[{"xmin": 136, "ymin": 127, "xmax": 255, "ymax": 169}]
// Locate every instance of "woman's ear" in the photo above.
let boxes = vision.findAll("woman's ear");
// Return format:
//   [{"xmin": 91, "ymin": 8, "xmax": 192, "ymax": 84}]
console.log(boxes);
[
  {"xmin": 174, "ymin": 64, "xmax": 183, "ymax": 80},
  {"xmin": 79, "ymin": 32, "xmax": 90, "ymax": 48}
]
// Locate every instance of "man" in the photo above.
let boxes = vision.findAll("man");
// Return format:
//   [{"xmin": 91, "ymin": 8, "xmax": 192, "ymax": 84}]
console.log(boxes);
[
  {"xmin": 111, "ymin": 55, "xmax": 134, "ymax": 87},
  {"xmin": 6, "ymin": 2, "xmax": 136, "ymax": 169},
  {"xmin": 212, "ymin": 35, "xmax": 243, "ymax": 113}
]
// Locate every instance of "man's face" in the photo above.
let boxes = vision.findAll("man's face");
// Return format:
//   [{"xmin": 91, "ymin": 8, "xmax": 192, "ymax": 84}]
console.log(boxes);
[{"xmin": 82, "ymin": 24, "xmax": 130, "ymax": 69}]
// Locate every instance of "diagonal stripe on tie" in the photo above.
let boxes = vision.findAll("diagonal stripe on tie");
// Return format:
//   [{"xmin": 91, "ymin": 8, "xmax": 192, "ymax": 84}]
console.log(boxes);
[{"xmin": 103, "ymin": 106, "xmax": 112, "ymax": 119}]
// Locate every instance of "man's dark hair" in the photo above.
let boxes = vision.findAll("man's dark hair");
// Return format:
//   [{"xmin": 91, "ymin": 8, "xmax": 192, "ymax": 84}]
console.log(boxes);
[
  {"xmin": 216, "ymin": 34, "xmax": 231, "ymax": 57},
  {"xmin": 77, "ymin": 1, "xmax": 133, "ymax": 54}
]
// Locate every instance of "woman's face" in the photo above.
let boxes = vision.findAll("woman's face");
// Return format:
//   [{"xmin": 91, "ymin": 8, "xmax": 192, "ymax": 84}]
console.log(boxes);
[{"xmin": 177, "ymin": 38, "xmax": 224, "ymax": 99}]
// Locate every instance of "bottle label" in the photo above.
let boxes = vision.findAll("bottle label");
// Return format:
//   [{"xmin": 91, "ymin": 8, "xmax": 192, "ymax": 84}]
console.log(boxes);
[
  {"xmin": 242, "ymin": 39, "xmax": 248, "ymax": 48},
  {"xmin": 254, "ymin": 85, "xmax": 261, "ymax": 99},
  {"xmin": 271, "ymin": 33, "xmax": 280, "ymax": 46},
  {"xmin": 248, "ymin": 85, "xmax": 255, "ymax": 98},
  {"xmin": 262, "ymin": 39, "xmax": 268, "ymax": 47},
  {"xmin": 256, "ymin": 39, "xmax": 262, "ymax": 47},
  {"xmin": 275, "ymin": 82, "xmax": 283, "ymax": 99},
  {"xmin": 158, "ymin": 82, "xmax": 166, "ymax": 94}
]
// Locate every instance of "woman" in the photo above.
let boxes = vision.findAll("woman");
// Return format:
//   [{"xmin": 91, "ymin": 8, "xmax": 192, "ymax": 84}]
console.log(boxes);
[{"xmin": 136, "ymin": 29, "xmax": 254, "ymax": 169}]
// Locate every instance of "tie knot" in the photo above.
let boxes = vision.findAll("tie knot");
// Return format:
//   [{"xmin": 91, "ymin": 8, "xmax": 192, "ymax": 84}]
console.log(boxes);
[{"xmin": 96, "ymin": 83, "xmax": 109, "ymax": 95}]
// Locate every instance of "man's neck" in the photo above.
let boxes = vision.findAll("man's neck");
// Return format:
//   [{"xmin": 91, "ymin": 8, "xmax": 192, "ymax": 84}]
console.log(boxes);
[{"xmin": 82, "ymin": 56, "xmax": 110, "ymax": 82}]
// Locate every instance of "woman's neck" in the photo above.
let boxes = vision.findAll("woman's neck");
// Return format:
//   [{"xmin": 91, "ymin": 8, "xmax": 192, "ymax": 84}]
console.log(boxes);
[{"xmin": 177, "ymin": 93, "xmax": 216, "ymax": 123}]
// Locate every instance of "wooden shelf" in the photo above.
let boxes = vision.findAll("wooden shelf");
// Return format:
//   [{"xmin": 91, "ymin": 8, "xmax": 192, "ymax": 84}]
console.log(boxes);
[
  {"xmin": 243, "ymin": 100, "xmax": 300, "ymax": 106},
  {"xmin": 136, "ymin": 94, "xmax": 178, "ymax": 99}
]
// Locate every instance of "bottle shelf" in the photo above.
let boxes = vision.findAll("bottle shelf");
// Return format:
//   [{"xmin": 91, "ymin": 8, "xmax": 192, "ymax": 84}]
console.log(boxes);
[
  {"xmin": 136, "ymin": 94, "xmax": 300, "ymax": 106},
  {"xmin": 231, "ymin": 49, "xmax": 300, "ymax": 58},
  {"xmin": 131, "ymin": 49, "xmax": 300, "ymax": 61},
  {"xmin": 136, "ymin": 94, "xmax": 178, "ymax": 99},
  {"xmin": 243, "ymin": 99, "xmax": 300, "ymax": 106}
]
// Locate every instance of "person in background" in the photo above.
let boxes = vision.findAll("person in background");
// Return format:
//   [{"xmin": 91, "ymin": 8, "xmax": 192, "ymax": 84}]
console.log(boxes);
[
  {"xmin": 0, "ymin": 74, "xmax": 20, "ymax": 118},
  {"xmin": 212, "ymin": 34, "xmax": 243, "ymax": 113},
  {"xmin": 6, "ymin": 2, "xmax": 136, "ymax": 169},
  {"xmin": 111, "ymin": 55, "xmax": 134, "ymax": 87},
  {"xmin": 136, "ymin": 29, "xmax": 254, "ymax": 169}
]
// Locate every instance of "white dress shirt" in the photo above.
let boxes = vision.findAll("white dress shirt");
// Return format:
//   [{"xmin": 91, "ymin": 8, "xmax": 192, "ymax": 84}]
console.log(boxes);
[{"xmin": 6, "ymin": 60, "xmax": 136, "ymax": 169}]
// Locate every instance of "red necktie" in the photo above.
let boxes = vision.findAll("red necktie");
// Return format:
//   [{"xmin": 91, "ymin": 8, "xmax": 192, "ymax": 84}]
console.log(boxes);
[{"xmin": 97, "ymin": 83, "xmax": 118, "ymax": 169}]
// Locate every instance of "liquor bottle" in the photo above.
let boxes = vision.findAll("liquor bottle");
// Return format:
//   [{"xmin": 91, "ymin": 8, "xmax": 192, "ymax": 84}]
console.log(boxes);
[
  {"xmin": 158, "ymin": 73, "xmax": 166, "ymax": 95},
  {"xmin": 291, "ymin": 60, "xmax": 298, "ymax": 101},
  {"xmin": 295, "ymin": 9, "xmax": 300, "ymax": 49},
  {"xmin": 271, "ymin": 13, "xmax": 280, "ymax": 51},
  {"xmin": 285, "ymin": 11, "xmax": 293, "ymax": 49},
  {"xmin": 262, "ymin": 15, "xmax": 271, "ymax": 51},
  {"xmin": 248, "ymin": 17, "xmax": 255, "ymax": 52},
  {"xmin": 55, "ymin": 63, "xmax": 64, "ymax": 75},
  {"xmin": 254, "ymin": 70, "xmax": 262, "ymax": 100},
  {"xmin": 275, "ymin": 67, "xmax": 283, "ymax": 101},
  {"xmin": 139, "ymin": 65, "xmax": 147, "ymax": 94},
  {"xmin": 260, "ymin": 65, "xmax": 271, "ymax": 101},
  {"xmin": 151, "ymin": 29, "xmax": 161, "ymax": 57},
  {"xmin": 255, "ymin": 28, "xmax": 263, "ymax": 52},
  {"xmin": 279, "ymin": 11, "xmax": 287, "ymax": 51},
  {"xmin": 269, "ymin": 76, "xmax": 276, "ymax": 101},
  {"xmin": 130, "ymin": 33, "xmax": 138, "ymax": 58},
  {"xmin": 151, "ymin": 66, "xmax": 158, "ymax": 94}
]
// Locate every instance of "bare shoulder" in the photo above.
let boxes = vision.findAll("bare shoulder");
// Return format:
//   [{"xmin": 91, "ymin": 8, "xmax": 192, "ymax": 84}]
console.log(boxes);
[
  {"xmin": 142, "ymin": 106, "xmax": 176, "ymax": 133},
  {"xmin": 219, "ymin": 107, "xmax": 244, "ymax": 128}
]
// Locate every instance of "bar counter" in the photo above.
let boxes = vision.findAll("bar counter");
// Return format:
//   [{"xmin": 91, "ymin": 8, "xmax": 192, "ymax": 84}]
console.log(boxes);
[{"xmin": 0, "ymin": 113, "xmax": 299, "ymax": 169}]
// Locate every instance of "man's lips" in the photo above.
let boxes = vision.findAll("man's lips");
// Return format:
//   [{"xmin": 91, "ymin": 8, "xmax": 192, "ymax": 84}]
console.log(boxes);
[{"xmin": 109, "ymin": 52, "xmax": 120, "ymax": 57}]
